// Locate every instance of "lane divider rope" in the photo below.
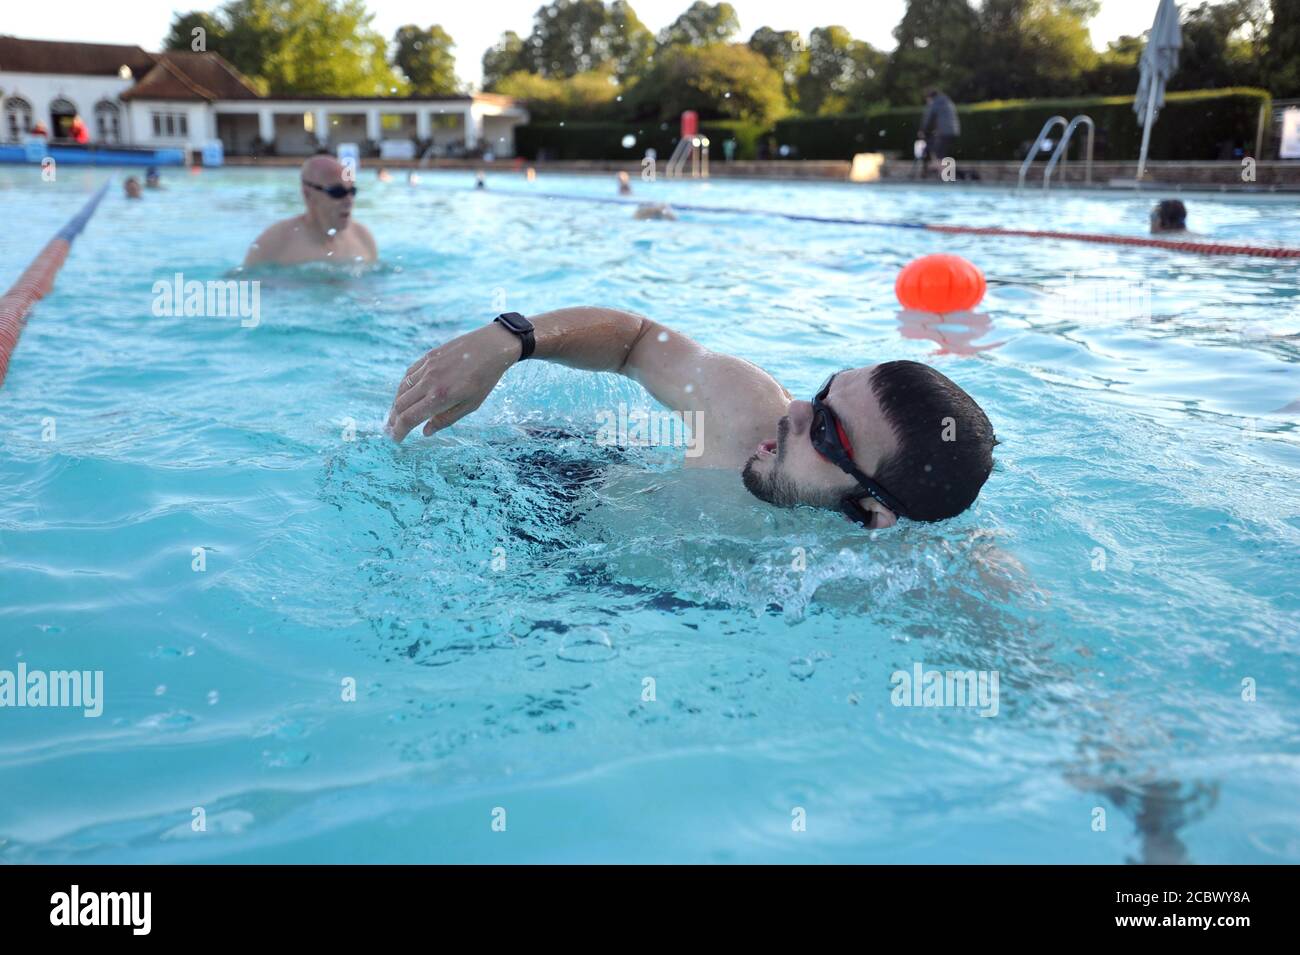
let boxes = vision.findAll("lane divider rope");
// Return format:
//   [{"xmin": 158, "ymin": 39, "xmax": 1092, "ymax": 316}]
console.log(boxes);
[
  {"xmin": 0, "ymin": 181, "xmax": 110, "ymax": 389},
  {"xmin": 494, "ymin": 188, "xmax": 1300, "ymax": 259}
]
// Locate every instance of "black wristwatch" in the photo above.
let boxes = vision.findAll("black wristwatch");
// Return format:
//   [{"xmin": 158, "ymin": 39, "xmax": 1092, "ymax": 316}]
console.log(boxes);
[{"xmin": 493, "ymin": 312, "xmax": 535, "ymax": 362}]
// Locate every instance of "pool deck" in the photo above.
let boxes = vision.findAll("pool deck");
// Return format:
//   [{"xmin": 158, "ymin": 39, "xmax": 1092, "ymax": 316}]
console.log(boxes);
[{"xmin": 223, "ymin": 155, "xmax": 1300, "ymax": 193}]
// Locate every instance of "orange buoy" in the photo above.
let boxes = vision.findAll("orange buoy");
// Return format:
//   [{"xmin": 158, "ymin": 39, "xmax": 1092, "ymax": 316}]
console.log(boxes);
[{"xmin": 895, "ymin": 254, "xmax": 986, "ymax": 313}]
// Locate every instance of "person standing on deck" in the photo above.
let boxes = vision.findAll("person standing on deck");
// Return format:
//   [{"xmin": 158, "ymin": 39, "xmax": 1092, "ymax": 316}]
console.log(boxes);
[{"xmin": 917, "ymin": 89, "xmax": 960, "ymax": 176}]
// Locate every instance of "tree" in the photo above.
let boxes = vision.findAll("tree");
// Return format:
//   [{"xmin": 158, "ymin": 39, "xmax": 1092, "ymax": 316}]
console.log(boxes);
[
  {"xmin": 163, "ymin": 0, "xmax": 403, "ymax": 96},
  {"xmin": 965, "ymin": 0, "xmax": 1098, "ymax": 101},
  {"xmin": 625, "ymin": 43, "xmax": 787, "ymax": 124},
  {"xmin": 163, "ymin": 11, "xmax": 227, "ymax": 54},
  {"xmin": 393, "ymin": 24, "xmax": 459, "ymax": 95},
  {"xmin": 748, "ymin": 27, "xmax": 806, "ymax": 102},
  {"xmin": 796, "ymin": 26, "xmax": 886, "ymax": 115},
  {"xmin": 882, "ymin": 0, "xmax": 980, "ymax": 103},
  {"xmin": 1266, "ymin": 0, "xmax": 1300, "ymax": 96},
  {"xmin": 1083, "ymin": 35, "xmax": 1143, "ymax": 95},
  {"xmin": 493, "ymin": 69, "xmax": 623, "ymax": 120},
  {"xmin": 658, "ymin": 2, "xmax": 740, "ymax": 47},
  {"xmin": 483, "ymin": 31, "xmax": 528, "ymax": 89},
  {"xmin": 1171, "ymin": 1, "xmax": 1264, "ymax": 91},
  {"xmin": 500, "ymin": 0, "xmax": 655, "ymax": 81}
]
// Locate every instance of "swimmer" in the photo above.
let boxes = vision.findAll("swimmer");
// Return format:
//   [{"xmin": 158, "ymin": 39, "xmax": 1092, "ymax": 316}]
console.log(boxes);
[
  {"xmin": 124, "ymin": 177, "xmax": 143, "ymax": 199},
  {"xmin": 407, "ymin": 170, "xmax": 421, "ymax": 186},
  {"xmin": 475, "ymin": 171, "xmax": 486, "ymax": 190},
  {"xmin": 377, "ymin": 167, "xmax": 392, "ymax": 182},
  {"xmin": 617, "ymin": 171, "xmax": 632, "ymax": 195},
  {"xmin": 145, "ymin": 167, "xmax": 162, "ymax": 189},
  {"xmin": 387, "ymin": 307, "xmax": 995, "ymax": 529},
  {"xmin": 243, "ymin": 155, "xmax": 378, "ymax": 267},
  {"xmin": 634, "ymin": 203, "xmax": 676, "ymax": 221},
  {"xmin": 1150, "ymin": 199, "xmax": 1188, "ymax": 234},
  {"xmin": 526, "ymin": 167, "xmax": 537, "ymax": 182}
]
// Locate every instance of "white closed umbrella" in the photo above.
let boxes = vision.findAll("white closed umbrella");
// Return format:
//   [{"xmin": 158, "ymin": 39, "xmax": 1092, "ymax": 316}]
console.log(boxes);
[{"xmin": 1135, "ymin": 0, "xmax": 1183, "ymax": 181}]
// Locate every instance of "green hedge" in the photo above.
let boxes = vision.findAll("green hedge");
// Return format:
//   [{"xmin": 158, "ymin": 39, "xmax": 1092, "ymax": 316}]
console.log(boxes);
[
  {"xmin": 772, "ymin": 88, "xmax": 1271, "ymax": 161},
  {"xmin": 515, "ymin": 119, "xmax": 768, "ymax": 161}
]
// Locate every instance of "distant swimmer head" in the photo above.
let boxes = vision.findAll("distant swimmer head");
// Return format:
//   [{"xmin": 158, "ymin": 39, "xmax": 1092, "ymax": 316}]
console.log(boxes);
[
  {"xmin": 742, "ymin": 361, "xmax": 995, "ymax": 528},
  {"xmin": 123, "ymin": 176, "xmax": 143, "ymax": 199},
  {"xmin": 617, "ymin": 171, "xmax": 631, "ymax": 195},
  {"xmin": 1150, "ymin": 199, "xmax": 1187, "ymax": 233},
  {"xmin": 145, "ymin": 166, "xmax": 161, "ymax": 187},
  {"xmin": 300, "ymin": 154, "xmax": 357, "ymax": 234},
  {"xmin": 377, "ymin": 167, "xmax": 392, "ymax": 182},
  {"xmin": 475, "ymin": 171, "xmax": 486, "ymax": 189}
]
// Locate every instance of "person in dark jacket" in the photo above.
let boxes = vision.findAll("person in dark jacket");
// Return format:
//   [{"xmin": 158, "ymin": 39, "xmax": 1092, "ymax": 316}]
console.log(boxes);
[{"xmin": 917, "ymin": 89, "xmax": 960, "ymax": 173}]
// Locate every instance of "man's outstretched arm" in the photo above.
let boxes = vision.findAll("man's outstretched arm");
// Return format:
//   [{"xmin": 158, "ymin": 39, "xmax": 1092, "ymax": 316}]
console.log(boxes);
[{"xmin": 385, "ymin": 307, "xmax": 789, "ymax": 464}]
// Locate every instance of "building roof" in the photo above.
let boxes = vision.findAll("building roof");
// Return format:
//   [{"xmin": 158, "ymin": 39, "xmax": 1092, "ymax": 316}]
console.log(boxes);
[
  {"xmin": 0, "ymin": 35, "xmax": 154, "ymax": 78},
  {"xmin": 121, "ymin": 52, "xmax": 261, "ymax": 102},
  {"xmin": 0, "ymin": 36, "xmax": 515, "ymax": 108}
]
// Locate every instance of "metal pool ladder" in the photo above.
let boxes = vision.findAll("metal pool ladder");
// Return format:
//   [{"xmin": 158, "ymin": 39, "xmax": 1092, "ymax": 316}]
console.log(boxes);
[
  {"xmin": 1018, "ymin": 115, "xmax": 1094, "ymax": 189},
  {"xmin": 1044, "ymin": 115, "xmax": 1095, "ymax": 189}
]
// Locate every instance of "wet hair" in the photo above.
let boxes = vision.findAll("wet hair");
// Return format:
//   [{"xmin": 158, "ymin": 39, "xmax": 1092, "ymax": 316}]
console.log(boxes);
[
  {"xmin": 1152, "ymin": 199, "xmax": 1186, "ymax": 230},
  {"xmin": 868, "ymin": 361, "xmax": 995, "ymax": 522}
]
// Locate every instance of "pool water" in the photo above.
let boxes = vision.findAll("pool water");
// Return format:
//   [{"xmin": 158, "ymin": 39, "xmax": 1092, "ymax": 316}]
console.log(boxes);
[{"xmin": 1, "ymin": 167, "xmax": 1297, "ymax": 863}]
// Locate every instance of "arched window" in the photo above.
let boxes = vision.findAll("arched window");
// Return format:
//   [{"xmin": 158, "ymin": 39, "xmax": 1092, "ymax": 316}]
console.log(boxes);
[
  {"xmin": 49, "ymin": 96, "xmax": 77, "ymax": 139},
  {"xmin": 94, "ymin": 100, "xmax": 121, "ymax": 144},
  {"xmin": 4, "ymin": 97, "xmax": 33, "ymax": 141}
]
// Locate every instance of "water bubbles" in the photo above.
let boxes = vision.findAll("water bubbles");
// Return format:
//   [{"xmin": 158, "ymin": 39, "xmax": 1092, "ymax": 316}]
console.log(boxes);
[
  {"xmin": 621, "ymin": 133, "xmax": 636, "ymax": 149},
  {"xmin": 154, "ymin": 684, "xmax": 167, "ymax": 696},
  {"xmin": 207, "ymin": 690, "xmax": 220, "ymax": 705},
  {"xmin": 557, "ymin": 626, "xmax": 616, "ymax": 663}
]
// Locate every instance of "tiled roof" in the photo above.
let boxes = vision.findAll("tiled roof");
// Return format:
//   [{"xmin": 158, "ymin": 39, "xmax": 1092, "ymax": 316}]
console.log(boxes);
[
  {"xmin": 121, "ymin": 52, "xmax": 261, "ymax": 102},
  {"xmin": 0, "ymin": 35, "xmax": 154, "ymax": 78},
  {"xmin": 0, "ymin": 36, "xmax": 261, "ymax": 102}
]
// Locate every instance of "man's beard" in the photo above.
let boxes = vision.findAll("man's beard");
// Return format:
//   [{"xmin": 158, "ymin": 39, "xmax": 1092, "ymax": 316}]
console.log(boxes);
[
  {"xmin": 741, "ymin": 416, "xmax": 799, "ymax": 506},
  {"xmin": 742, "ymin": 453, "xmax": 799, "ymax": 506}
]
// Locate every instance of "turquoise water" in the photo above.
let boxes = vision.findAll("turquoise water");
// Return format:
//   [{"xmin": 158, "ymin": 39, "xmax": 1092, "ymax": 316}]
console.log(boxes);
[{"xmin": 1, "ymin": 166, "xmax": 1298, "ymax": 863}]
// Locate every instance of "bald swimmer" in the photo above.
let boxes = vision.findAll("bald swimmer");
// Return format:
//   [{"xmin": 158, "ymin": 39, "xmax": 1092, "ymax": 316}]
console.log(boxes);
[{"xmin": 243, "ymin": 155, "xmax": 378, "ymax": 267}]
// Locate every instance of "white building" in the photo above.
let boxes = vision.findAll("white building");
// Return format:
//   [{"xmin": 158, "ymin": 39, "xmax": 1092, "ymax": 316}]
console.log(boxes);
[{"xmin": 0, "ymin": 36, "xmax": 528, "ymax": 158}]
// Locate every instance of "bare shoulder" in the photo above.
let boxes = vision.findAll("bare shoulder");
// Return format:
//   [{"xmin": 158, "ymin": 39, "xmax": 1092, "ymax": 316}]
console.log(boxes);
[
  {"xmin": 244, "ymin": 216, "xmax": 301, "ymax": 265},
  {"xmin": 351, "ymin": 220, "xmax": 378, "ymax": 258}
]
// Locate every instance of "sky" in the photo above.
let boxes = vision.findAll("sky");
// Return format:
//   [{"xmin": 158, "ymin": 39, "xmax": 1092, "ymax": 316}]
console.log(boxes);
[{"xmin": 6, "ymin": 1, "xmax": 1188, "ymax": 88}]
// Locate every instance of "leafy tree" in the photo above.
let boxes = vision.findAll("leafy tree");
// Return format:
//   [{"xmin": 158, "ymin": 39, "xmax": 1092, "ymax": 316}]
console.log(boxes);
[
  {"xmin": 748, "ymin": 27, "xmax": 806, "ymax": 102},
  {"xmin": 498, "ymin": 0, "xmax": 655, "ymax": 81},
  {"xmin": 483, "ymin": 31, "xmax": 529, "ymax": 89},
  {"xmin": 163, "ymin": 12, "xmax": 228, "ymax": 54},
  {"xmin": 163, "ymin": 0, "xmax": 403, "ymax": 96},
  {"xmin": 625, "ymin": 43, "xmax": 787, "ymax": 124},
  {"xmin": 965, "ymin": 0, "xmax": 1098, "ymax": 100},
  {"xmin": 1082, "ymin": 34, "xmax": 1143, "ymax": 95},
  {"xmin": 882, "ymin": 0, "xmax": 979, "ymax": 104},
  {"xmin": 1264, "ymin": 0, "xmax": 1300, "ymax": 96},
  {"xmin": 392, "ymin": 24, "xmax": 459, "ymax": 95},
  {"xmin": 493, "ymin": 69, "xmax": 623, "ymax": 120},
  {"xmin": 796, "ymin": 26, "xmax": 886, "ymax": 115},
  {"xmin": 1170, "ymin": 1, "xmax": 1264, "ymax": 90},
  {"xmin": 658, "ymin": 2, "xmax": 740, "ymax": 47}
]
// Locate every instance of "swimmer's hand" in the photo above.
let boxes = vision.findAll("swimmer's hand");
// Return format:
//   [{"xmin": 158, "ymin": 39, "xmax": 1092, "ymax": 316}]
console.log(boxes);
[{"xmin": 386, "ymin": 324, "xmax": 518, "ymax": 441}]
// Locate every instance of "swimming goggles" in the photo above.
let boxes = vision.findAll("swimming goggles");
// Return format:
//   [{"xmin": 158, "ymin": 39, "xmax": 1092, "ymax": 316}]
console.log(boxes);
[
  {"xmin": 303, "ymin": 180, "xmax": 358, "ymax": 199},
  {"xmin": 810, "ymin": 373, "xmax": 910, "ymax": 525}
]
